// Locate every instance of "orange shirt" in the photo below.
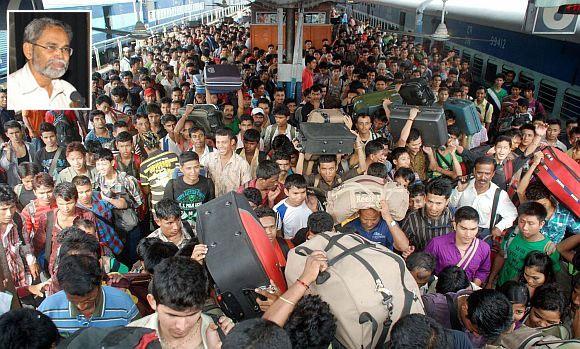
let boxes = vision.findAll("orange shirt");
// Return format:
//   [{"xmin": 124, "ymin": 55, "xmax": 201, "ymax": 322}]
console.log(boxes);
[{"xmin": 22, "ymin": 110, "xmax": 46, "ymax": 137}]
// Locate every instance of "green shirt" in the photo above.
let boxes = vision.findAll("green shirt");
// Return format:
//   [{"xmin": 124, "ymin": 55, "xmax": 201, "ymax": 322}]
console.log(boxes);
[
  {"xmin": 497, "ymin": 230, "xmax": 561, "ymax": 286},
  {"xmin": 224, "ymin": 117, "xmax": 240, "ymax": 135}
]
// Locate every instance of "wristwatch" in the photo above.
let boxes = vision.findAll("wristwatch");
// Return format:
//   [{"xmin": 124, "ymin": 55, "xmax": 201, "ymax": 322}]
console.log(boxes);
[{"xmin": 388, "ymin": 220, "xmax": 397, "ymax": 227}]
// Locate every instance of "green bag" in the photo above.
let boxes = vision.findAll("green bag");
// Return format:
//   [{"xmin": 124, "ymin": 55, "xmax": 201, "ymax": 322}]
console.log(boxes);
[
  {"xmin": 351, "ymin": 89, "xmax": 402, "ymax": 116},
  {"xmin": 486, "ymin": 324, "xmax": 580, "ymax": 349}
]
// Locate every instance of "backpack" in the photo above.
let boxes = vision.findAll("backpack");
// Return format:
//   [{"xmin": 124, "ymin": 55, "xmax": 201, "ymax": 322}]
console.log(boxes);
[
  {"xmin": 486, "ymin": 324, "xmax": 580, "ymax": 349},
  {"xmin": 285, "ymin": 232, "xmax": 425, "ymax": 348},
  {"xmin": 49, "ymin": 111, "xmax": 81, "ymax": 146}
]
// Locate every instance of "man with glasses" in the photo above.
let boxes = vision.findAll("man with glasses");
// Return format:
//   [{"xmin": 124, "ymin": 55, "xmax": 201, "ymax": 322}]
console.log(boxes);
[{"xmin": 8, "ymin": 17, "xmax": 80, "ymax": 110}]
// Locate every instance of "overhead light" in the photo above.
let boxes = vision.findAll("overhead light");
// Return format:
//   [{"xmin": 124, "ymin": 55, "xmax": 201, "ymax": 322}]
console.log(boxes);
[{"xmin": 432, "ymin": 22, "xmax": 450, "ymax": 41}]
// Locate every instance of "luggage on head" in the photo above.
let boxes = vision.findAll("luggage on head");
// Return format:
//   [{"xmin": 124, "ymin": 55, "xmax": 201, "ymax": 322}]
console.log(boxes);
[
  {"xmin": 285, "ymin": 231, "xmax": 424, "ymax": 348},
  {"xmin": 390, "ymin": 105, "xmax": 449, "ymax": 147},
  {"xmin": 299, "ymin": 123, "xmax": 357, "ymax": 155},
  {"xmin": 196, "ymin": 192, "xmax": 287, "ymax": 321},
  {"xmin": 399, "ymin": 77, "xmax": 436, "ymax": 106},
  {"xmin": 204, "ymin": 64, "xmax": 243, "ymax": 94},
  {"xmin": 444, "ymin": 98, "xmax": 483, "ymax": 136},
  {"xmin": 307, "ymin": 109, "xmax": 347, "ymax": 124},
  {"xmin": 351, "ymin": 89, "xmax": 403, "ymax": 116}
]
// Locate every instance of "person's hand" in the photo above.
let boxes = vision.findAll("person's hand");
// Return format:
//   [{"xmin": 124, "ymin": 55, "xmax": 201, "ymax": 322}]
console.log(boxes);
[
  {"xmin": 491, "ymin": 227, "xmax": 503, "ymax": 238},
  {"xmin": 343, "ymin": 114, "xmax": 354, "ymax": 130},
  {"xmin": 29, "ymin": 281, "xmax": 49, "ymax": 298},
  {"xmin": 255, "ymin": 280, "xmax": 281, "ymax": 312},
  {"xmin": 532, "ymin": 151, "xmax": 544, "ymax": 165},
  {"xmin": 409, "ymin": 107, "xmax": 420, "ymax": 120},
  {"xmin": 299, "ymin": 250, "xmax": 328, "ymax": 285},
  {"xmin": 267, "ymin": 186, "xmax": 282, "ymax": 205},
  {"xmin": 457, "ymin": 175, "xmax": 470, "ymax": 192},
  {"xmin": 184, "ymin": 104, "xmax": 194, "ymax": 116},
  {"xmin": 402, "ymin": 245, "xmax": 416, "ymax": 259},
  {"xmin": 379, "ymin": 199, "xmax": 392, "ymax": 220},
  {"xmin": 382, "ymin": 98, "xmax": 393, "ymax": 109},
  {"xmin": 191, "ymin": 244, "xmax": 208, "ymax": 264},
  {"xmin": 535, "ymin": 122, "xmax": 548, "ymax": 138},
  {"xmin": 544, "ymin": 241, "xmax": 557, "ymax": 255},
  {"xmin": 306, "ymin": 194, "xmax": 319, "ymax": 213},
  {"xmin": 422, "ymin": 146, "xmax": 433, "ymax": 156},
  {"xmin": 205, "ymin": 323, "xmax": 223, "ymax": 349},
  {"xmin": 217, "ymin": 316, "xmax": 235, "ymax": 335},
  {"xmin": 29, "ymin": 262, "xmax": 40, "ymax": 280},
  {"xmin": 107, "ymin": 272, "xmax": 124, "ymax": 284},
  {"xmin": 486, "ymin": 147, "xmax": 496, "ymax": 156}
]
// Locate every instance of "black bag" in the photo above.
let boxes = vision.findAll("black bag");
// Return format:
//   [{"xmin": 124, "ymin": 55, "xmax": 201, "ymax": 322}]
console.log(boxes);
[
  {"xmin": 390, "ymin": 105, "xmax": 449, "ymax": 147},
  {"xmin": 299, "ymin": 123, "xmax": 357, "ymax": 155},
  {"xmin": 190, "ymin": 104, "xmax": 224, "ymax": 134},
  {"xmin": 196, "ymin": 192, "xmax": 286, "ymax": 322},
  {"xmin": 50, "ymin": 111, "xmax": 81, "ymax": 146},
  {"xmin": 399, "ymin": 78, "xmax": 436, "ymax": 106},
  {"xmin": 204, "ymin": 64, "xmax": 242, "ymax": 94}
]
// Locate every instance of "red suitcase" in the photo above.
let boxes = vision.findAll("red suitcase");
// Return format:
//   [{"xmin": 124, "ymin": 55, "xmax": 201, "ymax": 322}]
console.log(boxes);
[
  {"xmin": 196, "ymin": 191, "xmax": 287, "ymax": 321},
  {"xmin": 536, "ymin": 147, "xmax": 580, "ymax": 217}
]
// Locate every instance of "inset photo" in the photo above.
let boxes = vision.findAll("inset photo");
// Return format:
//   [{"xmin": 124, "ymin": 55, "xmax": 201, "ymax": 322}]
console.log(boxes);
[{"xmin": 7, "ymin": 11, "xmax": 91, "ymax": 110}]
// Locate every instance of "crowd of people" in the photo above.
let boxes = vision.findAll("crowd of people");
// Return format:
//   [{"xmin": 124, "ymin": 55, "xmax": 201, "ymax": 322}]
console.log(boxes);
[{"xmin": 0, "ymin": 8, "xmax": 578, "ymax": 349}]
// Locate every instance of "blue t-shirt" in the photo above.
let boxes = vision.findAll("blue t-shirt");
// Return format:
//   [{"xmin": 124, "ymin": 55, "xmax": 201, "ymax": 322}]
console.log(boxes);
[{"xmin": 347, "ymin": 218, "xmax": 394, "ymax": 250}]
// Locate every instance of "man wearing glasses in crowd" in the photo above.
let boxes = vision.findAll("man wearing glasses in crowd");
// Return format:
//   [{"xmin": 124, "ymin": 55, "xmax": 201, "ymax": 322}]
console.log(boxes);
[{"xmin": 7, "ymin": 17, "xmax": 80, "ymax": 110}]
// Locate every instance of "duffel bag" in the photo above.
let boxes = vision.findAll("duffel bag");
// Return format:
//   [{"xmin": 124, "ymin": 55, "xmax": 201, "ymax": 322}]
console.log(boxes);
[
  {"xmin": 326, "ymin": 175, "xmax": 409, "ymax": 223},
  {"xmin": 285, "ymin": 232, "xmax": 424, "ymax": 348},
  {"xmin": 486, "ymin": 324, "xmax": 579, "ymax": 349},
  {"xmin": 307, "ymin": 109, "xmax": 347, "ymax": 124}
]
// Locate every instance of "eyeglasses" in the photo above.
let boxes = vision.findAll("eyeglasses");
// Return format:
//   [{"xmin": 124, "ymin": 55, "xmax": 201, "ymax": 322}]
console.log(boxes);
[{"xmin": 31, "ymin": 42, "xmax": 73, "ymax": 56}]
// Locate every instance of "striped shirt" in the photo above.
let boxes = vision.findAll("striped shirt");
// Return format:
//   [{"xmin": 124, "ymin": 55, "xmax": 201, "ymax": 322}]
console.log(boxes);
[
  {"xmin": 200, "ymin": 151, "xmax": 251, "ymax": 197},
  {"xmin": 38, "ymin": 286, "xmax": 140, "ymax": 335},
  {"xmin": 140, "ymin": 150, "xmax": 179, "ymax": 209},
  {"xmin": 401, "ymin": 207, "xmax": 453, "ymax": 251}
]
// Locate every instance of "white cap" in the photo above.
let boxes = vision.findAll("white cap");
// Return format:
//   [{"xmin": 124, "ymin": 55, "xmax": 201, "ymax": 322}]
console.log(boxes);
[
  {"xmin": 123, "ymin": 47, "xmax": 131, "ymax": 52},
  {"xmin": 251, "ymin": 107, "xmax": 265, "ymax": 115}
]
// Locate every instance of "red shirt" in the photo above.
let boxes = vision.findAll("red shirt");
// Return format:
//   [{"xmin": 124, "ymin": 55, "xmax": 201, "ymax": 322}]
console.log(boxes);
[
  {"xmin": 302, "ymin": 68, "xmax": 314, "ymax": 92},
  {"xmin": 44, "ymin": 110, "xmax": 77, "ymax": 124},
  {"xmin": 237, "ymin": 179, "xmax": 286, "ymax": 208}
]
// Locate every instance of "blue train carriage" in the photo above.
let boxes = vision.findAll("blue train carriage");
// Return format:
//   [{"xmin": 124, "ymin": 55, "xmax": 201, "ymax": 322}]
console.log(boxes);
[{"xmin": 341, "ymin": 0, "xmax": 580, "ymax": 122}]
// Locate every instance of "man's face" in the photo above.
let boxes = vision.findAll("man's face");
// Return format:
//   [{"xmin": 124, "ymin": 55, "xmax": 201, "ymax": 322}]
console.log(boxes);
[
  {"xmin": 41, "ymin": 131, "xmax": 57, "ymax": 148},
  {"xmin": 476, "ymin": 89, "xmax": 485, "ymax": 102},
  {"xmin": 0, "ymin": 92, "xmax": 6, "ymax": 109},
  {"xmin": 438, "ymin": 90, "xmax": 449, "ymax": 102},
  {"xmin": 148, "ymin": 113, "xmax": 161, "ymax": 127},
  {"xmin": 76, "ymin": 184, "xmax": 93, "ymax": 206},
  {"xmin": 495, "ymin": 140, "xmax": 511, "ymax": 161},
  {"xmin": 223, "ymin": 105, "xmax": 234, "ymax": 119},
  {"xmin": 259, "ymin": 216, "xmax": 277, "ymax": 242},
  {"xmin": 191, "ymin": 130, "xmax": 206, "ymax": 148},
  {"xmin": 25, "ymin": 25, "xmax": 71, "ymax": 80},
  {"xmin": 163, "ymin": 121, "xmax": 176, "ymax": 135},
  {"xmin": 161, "ymin": 103, "xmax": 171, "ymax": 115},
  {"xmin": 170, "ymin": 103, "xmax": 180, "ymax": 116},
  {"xmin": 454, "ymin": 219, "xmax": 479, "ymax": 246},
  {"xmin": 172, "ymin": 91, "xmax": 182, "ymax": 102},
  {"xmin": 67, "ymin": 150, "xmax": 85, "ymax": 172},
  {"xmin": 284, "ymin": 186, "xmax": 306, "ymax": 206},
  {"xmin": 527, "ymin": 307, "xmax": 561, "ymax": 328},
  {"xmin": 34, "ymin": 185, "xmax": 53, "ymax": 206},
  {"xmin": 56, "ymin": 196, "xmax": 76, "ymax": 216},
  {"xmin": 66, "ymin": 286, "xmax": 100, "ymax": 318},
  {"xmin": 495, "ymin": 77, "xmax": 504, "ymax": 87},
  {"xmin": 252, "ymin": 113, "xmax": 265, "ymax": 127},
  {"xmin": 276, "ymin": 159, "xmax": 291, "ymax": 176},
  {"xmin": 122, "ymin": 75, "xmax": 132, "ymax": 87},
  {"xmin": 547, "ymin": 124, "xmax": 561, "ymax": 141},
  {"xmin": 410, "ymin": 194, "xmax": 425, "ymax": 211},
  {"xmin": 474, "ymin": 163, "xmax": 495, "ymax": 187},
  {"xmin": 318, "ymin": 162, "xmax": 337, "ymax": 184},
  {"xmin": 407, "ymin": 137, "xmax": 422, "ymax": 155},
  {"xmin": 144, "ymin": 93, "xmax": 155, "ymax": 104},
  {"xmin": 359, "ymin": 208, "xmax": 381, "ymax": 232},
  {"xmin": 0, "ymin": 202, "xmax": 14, "ymax": 225},
  {"xmin": 158, "ymin": 216, "xmax": 182, "ymax": 239},
  {"xmin": 521, "ymin": 129, "xmax": 535, "ymax": 147},
  {"xmin": 274, "ymin": 91, "xmax": 285, "ymax": 104},
  {"xmin": 356, "ymin": 116, "xmax": 372, "ymax": 134},
  {"xmin": 116, "ymin": 140, "xmax": 133, "ymax": 158},
  {"xmin": 95, "ymin": 158, "xmax": 114, "ymax": 176},
  {"xmin": 425, "ymin": 193, "xmax": 448, "ymax": 218},
  {"xmin": 215, "ymin": 135, "xmax": 233, "ymax": 156},
  {"xmin": 375, "ymin": 80, "xmax": 386, "ymax": 91},
  {"xmin": 274, "ymin": 114, "xmax": 288, "ymax": 127},
  {"xmin": 136, "ymin": 118, "xmax": 151, "ymax": 134},
  {"xmin": 258, "ymin": 103, "xmax": 270, "ymax": 117},
  {"xmin": 181, "ymin": 159, "xmax": 200, "ymax": 183},
  {"xmin": 518, "ymin": 214, "xmax": 545, "ymax": 240},
  {"xmin": 5, "ymin": 127, "xmax": 23, "ymax": 143}
]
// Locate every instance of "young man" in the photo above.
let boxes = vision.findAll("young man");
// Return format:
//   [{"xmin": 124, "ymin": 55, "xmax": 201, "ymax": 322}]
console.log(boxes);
[
  {"xmin": 545, "ymin": 118, "xmax": 568, "ymax": 151},
  {"xmin": 56, "ymin": 142, "xmax": 98, "ymax": 185},
  {"xmin": 84, "ymin": 110, "xmax": 114, "ymax": 150},
  {"xmin": 128, "ymin": 257, "xmax": 233, "ymax": 347},
  {"xmin": 238, "ymin": 160, "xmax": 285, "ymax": 208},
  {"xmin": 200, "ymin": 128, "xmax": 251, "ymax": 197},
  {"xmin": 160, "ymin": 114, "xmax": 182, "ymax": 155},
  {"xmin": 396, "ymin": 108, "xmax": 435, "ymax": 181},
  {"xmin": 263, "ymin": 106, "xmax": 298, "ymax": 153},
  {"xmin": 255, "ymin": 207, "xmax": 294, "ymax": 271},
  {"xmin": 147, "ymin": 104, "xmax": 167, "ymax": 139},
  {"xmin": 164, "ymin": 151, "xmax": 215, "ymax": 225},
  {"xmin": 302, "ymin": 55, "xmax": 317, "ymax": 93},
  {"xmin": 235, "ymin": 128, "xmax": 267, "ymax": 178},
  {"xmin": 72, "ymin": 175, "xmax": 125, "ymax": 257},
  {"xmin": 273, "ymin": 174, "xmax": 314, "ymax": 239},
  {"xmin": 489, "ymin": 202, "xmax": 562, "ymax": 287},
  {"xmin": 402, "ymin": 177, "xmax": 454, "ymax": 251},
  {"xmin": 474, "ymin": 86, "xmax": 494, "ymax": 130},
  {"xmin": 425, "ymin": 207, "xmax": 491, "ymax": 287},
  {"xmin": 139, "ymin": 131, "xmax": 179, "ymax": 209},
  {"xmin": 38, "ymin": 254, "xmax": 139, "ymax": 335},
  {"xmin": 34, "ymin": 122, "xmax": 68, "ymax": 178},
  {"xmin": 113, "ymin": 131, "xmax": 141, "ymax": 180},
  {"xmin": 222, "ymin": 103, "xmax": 240, "ymax": 135},
  {"xmin": 189, "ymin": 127, "xmax": 214, "ymax": 160},
  {"xmin": 148, "ymin": 199, "xmax": 192, "ymax": 249},
  {"xmin": 0, "ymin": 120, "xmax": 38, "ymax": 187}
]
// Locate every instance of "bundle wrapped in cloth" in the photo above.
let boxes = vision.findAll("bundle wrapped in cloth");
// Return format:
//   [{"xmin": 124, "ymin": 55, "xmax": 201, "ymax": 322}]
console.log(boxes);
[{"xmin": 326, "ymin": 175, "xmax": 409, "ymax": 223}]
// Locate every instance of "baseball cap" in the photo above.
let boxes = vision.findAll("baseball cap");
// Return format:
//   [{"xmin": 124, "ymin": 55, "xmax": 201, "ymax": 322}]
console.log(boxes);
[{"xmin": 251, "ymin": 107, "xmax": 265, "ymax": 115}]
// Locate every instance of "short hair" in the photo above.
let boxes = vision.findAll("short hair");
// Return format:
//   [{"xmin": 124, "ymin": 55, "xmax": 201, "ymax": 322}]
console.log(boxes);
[
  {"xmin": 390, "ymin": 314, "xmax": 452, "ymax": 349},
  {"xmin": 435, "ymin": 266, "xmax": 470, "ymax": 294},
  {"xmin": 0, "ymin": 309, "xmax": 60, "ymax": 349},
  {"xmin": 57, "ymin": 254, "xmax": 102, "ymax": 296},
  {"xmin": 467, "ymin": 290, "xmax": 513, "ymax": 340},
  {"xmin": 115, "ymin": 131, "xmax": 133, "ymax": 144},
  {"xmin": 408, "ymin": 183, "xmax": 426, "ymax": 198},
  {"xmin": 390, "ymin": 147, "xmax": 409, "ymax": 162},
  {"xmin": 32, "ymin": 172, "xmax": 54, "ymax": 190},
  {"xmin": 498, "ymin": 280, "xmax": 530, "ymax": 306},
  {"xmin": 113, "ymin": 121, "xmax": 128, "ymax": 132},
  {"xmin": 546, "ymin": 118, "xmax": 561, "ymax": 128},
  {"xmin": 66, "ymin": 141, "xmax": 86, "ymax": 156},
  {"xmin": 146, "ymin": 104, "xmax": 162, "ymax": 115},
  {"xmin": 0, "ymin": 185, "xmax": 16, "ymax": 205},
  {"xmin": 23, "ymin": 17, "xmax": 72, "ymax": 44},
  {"xmin": 243, "ymin": 187, "xmax": 263, "ymax": 207},
  {"xmin": 3, "ymin": 120, "xmax": 21, "ymax": 132},
  {"xmin": 530, "ymin": 284, "xmax": 567, "ymax": 316},
  {"xmin": 136, "ymin": 237, "xmax": 179, "ymax": 274},
  {"xmin": 89, "ymin": 110, "xmax": 105, "ymax": 122},
  {"xmin": 16, "ymin": 162, "xmax": 41, "ymax": 179},
  {"xmin": 454, "ymin": 206, "xmax": 480, "ymax": 224},
  {"xmin": 271, "ymin": 150, "xmax": 291, "ymax": 163},
  {"xmin": 179, "ymin": 151, "xmax": 199, "ymax": 165},
  {"xmin": 367, "ymin": 162, "xmax": 388, "ymax": 179},
  {"xmin": 272, "ymin": 106, "xmax": 290, "ymax": 117},
  {"xmin": 72, "ymin": 175, "xmax": 92, "ymax": 187},
  {"xmin": 406, "ymin": 252, "xmax": 436, "ymax": 272},
  {"xmin": 524, "ymin": 182, "xmax": 551, "ymax": 202},
  {"xmin": 522, "ymin": 251, "xmax": 555, "ymax": 285},
  {"xmin": 256, "ymin": 160, "xmax": 281, "ymax": 180},
  {"xmin": 154, "ymin": 198, "xmax": 182, "ymax": 220},
  {"xmin": 407, "ymin": 128, "xmax": 422, "ymax": 142},
  {"xmin": 58, "ymin": 227, "xmax": 101, "ymax": 259},
  {"xmin": 517, "ymin": 201, "xmax": 548, "ymax": 222},
  {"xmin": 161, "ymin": 114, "xmax": 178, "ymax": 125},
  {"xmin": 39, "ymin": 122, "xmax": 56, "ymax": 135},
  {"xmin": 365, "ymin": 139, "xmax": 384, "ymax": 157},
  {"xmin": 271, "ymin": 136, "xmax": 294, "ymax": 155},
  {"xmin": 307, "ymin": 211, "xmax": 334, "ymax": 234},
  {"xmin": 520, "ymin": 123, "xmax": 536, "ymax": 134},
  {"xmin": 53, "ymin": 182, "xmax": 78, "ymax": 201},
  {"xmin": 94, "ymin": 148, "xmax": 115, "ymax": 162},
  {"xmin": 111, "ymin": 86, "xmax": 129, "ymax": 100},
  {"xmin": 284, "ymin": 174, "xmax": 307, "ymax": 190},
  {"xmin": 255, "ymin": 206, "xmax": 277, "ymax": 219},
  {"xmin": 305, "ymin": 55, "xmax": 316, "ymax": 65},
  {"xmin": 222, "ymin": 318, "xmax": 292, "ymax": 349},
  {"xmin": 394, "ymin": 167, "xmax": 415, "ymax": 183},
  {"xmin": 151, "ymin": 257, "xmax": 208, "ymax": 311},
  {"xmin": 494, "ymin": 135, "xmax": 512, "ymax": 147},
  {"xmin": 284, "ymin": 295, "xmax": 336, "ymax": 349},
  {"xmin": 84, "ymin": 140, "xmax": 103, "ymax": 154},
  {"xmin": 215, "ymin": 127, "xmax": 235, "ymax": 141},
  {"xmin": 318, "ymin": 154, "xmax": 337, "ymax": 166},
  {"xmin": 474, "ymin": 156, "xmax": 496, "ymax": 171},
  {"xmin": 243, "ymin": 128, "xmax": 261, "ymax": 143}
]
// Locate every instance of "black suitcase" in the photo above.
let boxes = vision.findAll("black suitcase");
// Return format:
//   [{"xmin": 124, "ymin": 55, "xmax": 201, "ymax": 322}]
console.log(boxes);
[
  {"xmin": 204, "ymin": 64, "xmax": 242, "ymax": 94},
  {"xmin": 399, "ymin": 78, "xmax": 436, "ymax": 106},
  {"xmin": 390, "ymin": 105, "xmax": 449, "ymax": 147},
  {"xmin": 299, "ymin": 123, "xmax": 357, "ymax": 155},
  {"xmin": 196, "ymin": 192, "xmax": 286, "ymax": 321}
]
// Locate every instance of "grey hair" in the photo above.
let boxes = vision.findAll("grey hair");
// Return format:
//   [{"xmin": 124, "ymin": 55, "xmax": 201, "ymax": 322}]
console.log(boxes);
[{"xmin": 23, "ymin": 17, "xmax": 73, "ymax": 44}]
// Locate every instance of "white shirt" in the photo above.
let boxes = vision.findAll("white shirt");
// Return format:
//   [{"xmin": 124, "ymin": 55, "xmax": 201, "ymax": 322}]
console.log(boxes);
[
  {"xmin": 7, "ymin": 62, "xmax": 77, "ymax": 110},
  {"xmin": 161, "ymin": 135, "xmax": 182, "ymax": 156},
  {"xmin": 449, "ymin": 179, "xmax": 518, "ymax": 231},
  {"xmin": 274, "ymin": 199, "xmax": 313, "ymax": 239},
  {"xmin": 120, "ymin": 56, "xmax": 131, "ymax": 73}
]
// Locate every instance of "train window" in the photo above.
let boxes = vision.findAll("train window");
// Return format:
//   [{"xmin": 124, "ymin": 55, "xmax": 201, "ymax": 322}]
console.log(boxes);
[
  {"xmin": 537, "ymin": 80, "xmax": 558, "ymax": 113},
  {"xmin": 519, "ymin": 72, "xmax": 535, "ymax": 89},
  {"xmin": 501, "ymin": 65, "xmax": 515, "ymax": 76},
  {"xmin": 561, "ymin": 88, "xmax": 580, "ymax": 121},
  {"xmin": 485, "ymin": 61, "xmax": 499, "ymax": 84},
  {"xmin": 472, "ymin": 55, "xmax": 484, "ymax": 81},
  {"xmin": 462, "ymin": 51, "xmax": 472, "ymax": 65}
]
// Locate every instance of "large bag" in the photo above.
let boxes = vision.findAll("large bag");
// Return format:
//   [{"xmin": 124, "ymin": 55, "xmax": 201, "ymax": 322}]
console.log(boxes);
[
  {"xmin": 352, "ymin": 89, "xmax": 402, "ymax": 116},
  {"xmin": 196, "ymin": 192, "xmax": 287, "ymax": 321},
  {"xmin": 398, "ymin": 78, "xmax": 435, "ymax": 106},
  {"xmin": 535, "ymin": 146, "xmax": 580, "ymax": 217},
  {"xmin": 285, "ymin": 232, "xmax": 424, "ymax": 348},
  {"xmin": 390, "ymin": 105, "xmax": 449, "ymax": 147},
  {"xmin": 299, "ymin": 122, "xmax": 356, "ymax": 155},
  {"xmin": 204, "ymin": 64, "xmax": 242, "ymax": 94},
  {"xmin": 444, "ymin": 98, "xmax": 483, "ymax": 136},
  {"xmin": 307, "ymin": 109, "xmax": 347, "ymax": 124},
  {"xmin": 187, "ymin": 104, "xmax": 224, "ymax": 134},
  {"xmin": 486, "ymin": 324, "xmax": 580, "ymax": 349},
  {"xmin": 326, "ymin": 175, "xmax": 409, "ymax": 223},
  {"xmin": 50, "ymin": 111, "xmax": 81, "ymax": 147}
]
